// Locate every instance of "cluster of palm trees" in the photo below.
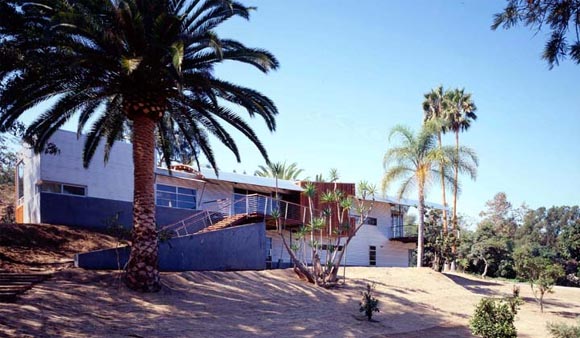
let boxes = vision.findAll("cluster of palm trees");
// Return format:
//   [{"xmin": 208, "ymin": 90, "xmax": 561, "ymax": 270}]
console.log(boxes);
[{"xmin": 382, "ymin": 86, "xmax": 479, "ymax": 269}]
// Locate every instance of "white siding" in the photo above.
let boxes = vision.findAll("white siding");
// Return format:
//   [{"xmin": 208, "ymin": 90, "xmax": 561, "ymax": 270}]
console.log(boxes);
[
  {"xmin": 344, "ymin": 201, "xmax": 415, "ymax": 267},
  {"xmin": 40, "ymin": 130, "xmax": 134, "ymax": 201}
]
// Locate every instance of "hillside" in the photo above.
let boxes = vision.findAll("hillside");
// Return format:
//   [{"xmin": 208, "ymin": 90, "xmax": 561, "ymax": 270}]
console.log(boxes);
[{"xmin": 0, "ymin": 223, "xmax": 119, "ymax": 272}]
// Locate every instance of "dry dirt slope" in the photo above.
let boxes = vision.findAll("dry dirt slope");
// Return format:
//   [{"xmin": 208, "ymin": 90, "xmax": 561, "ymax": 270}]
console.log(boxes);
[
  {"xmin": 0, "ymin": 223, "xmax": 579, "ymax": 337},
  {"xmin": 0, "ymin": 223, "xmax": 119, "ymax": 272}
]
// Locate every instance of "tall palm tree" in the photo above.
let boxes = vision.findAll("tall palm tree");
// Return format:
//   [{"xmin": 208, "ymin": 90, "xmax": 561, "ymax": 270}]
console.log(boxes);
[
  {"xmin": 382, "ymin": 123, "xmax": 450, "ymax": 267},
  {"xmin": 445, "ymin": 88, "xmax": 478, "ymax": 264},
  {"xmin": 0, "ymin": 0, "xmax": 279, "ymax": 292},
  {"xmin": 255, "ymin": 161, "xmax": 304, "ymax": 180},
  {"xmin": 423, "ymin": 86, "xmax": 450, "ymax": 235}
]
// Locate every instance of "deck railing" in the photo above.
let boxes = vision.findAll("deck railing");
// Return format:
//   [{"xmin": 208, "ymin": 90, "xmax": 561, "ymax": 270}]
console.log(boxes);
[{"xmin": 391, "ymin": 224, "xmax": 418, "ymax": 239}]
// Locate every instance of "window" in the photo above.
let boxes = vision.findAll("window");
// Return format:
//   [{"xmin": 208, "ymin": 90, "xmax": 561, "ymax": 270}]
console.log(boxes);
[
  {"xmin": 16, "ymin": 161, "xmax": 24, "ymax": 200},
  {"xmin": 156, "ymin": 184, "xmax": 196, "ymax": 210},
  {"xmin": 364, "ymin": 217, "xmax": 377, "ymax": 226},
  {"xmin": 369, "ymin": 246, "xmax": 377, "ymax": 266},
  {"xmin": 39, "ymin": 182, "xmax": 86, "ymax": 196}
]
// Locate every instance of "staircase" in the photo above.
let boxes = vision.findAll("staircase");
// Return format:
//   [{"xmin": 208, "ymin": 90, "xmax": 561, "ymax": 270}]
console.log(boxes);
[
  {"xmin": 195, "ymin": 214, "xmax": 259, "ymax": 234},
  {"xmin": 0, "ymin": 272, "xmax": 52, "ymax": 302}
]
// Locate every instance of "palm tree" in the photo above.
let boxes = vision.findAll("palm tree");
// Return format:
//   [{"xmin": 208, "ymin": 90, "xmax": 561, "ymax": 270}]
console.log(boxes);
[
  {"xmin": 445, "ymin": 88, "xmax": 478, "ymax": 260},
  {"xmin": 423, "ymin": 86, "xmax": 450, "ymax": 235},
  {"xmin": 0, "ymin": 0, "xmax": 279, "ymax": 292},
  {"xmin": 382, "ymin": 123, "xmax": 450, "ymax": 267},
  {"xmin": 255, "ymin": 161, "xmax": 304, "ymax": 180}
]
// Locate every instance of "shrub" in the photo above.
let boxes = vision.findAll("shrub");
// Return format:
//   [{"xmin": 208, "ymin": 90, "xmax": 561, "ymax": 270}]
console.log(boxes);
[
  {"xmin": 469, "ymin": 298, "xmax": 517, "ymax": 338},
  {"xmin": 359, "ymin": 283, "xmax": 379, "ymax": 321},
  {"xmin": 547, "ymin": 320, "xmax": 580, "ymax": 338}
]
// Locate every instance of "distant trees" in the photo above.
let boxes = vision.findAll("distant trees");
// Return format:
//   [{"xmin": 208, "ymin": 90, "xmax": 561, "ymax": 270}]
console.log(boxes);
[
  {"xmin": 492, "ymin": 0, "xmax": 580, "ymax": 68},
  {"xmin": 458, "ymin": 192, "xmax": 580, "ymax": 293}
]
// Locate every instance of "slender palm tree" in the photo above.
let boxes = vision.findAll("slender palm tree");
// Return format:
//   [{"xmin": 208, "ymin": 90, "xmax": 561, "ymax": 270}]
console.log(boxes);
[
  {"xmin": 423, "ymin": 86, "xmax": 451, "ymax": 235},
  {"xmin": 255, "ymin": 161, "xmax": 304, "ymax": 180},
  {"xmin": 382, "ymin": 123, "xmax": 450, "ymax": 267},
  {"xmin": 445, "ymin": 88, "xmax": 478, "ymax": 259},
  {"xmin": 0, "ymin": 0, "xmax": 279, "ymax": 292}
]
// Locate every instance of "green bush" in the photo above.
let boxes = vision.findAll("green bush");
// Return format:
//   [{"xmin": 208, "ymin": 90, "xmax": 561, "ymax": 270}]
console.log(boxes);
[
  {"xmin": 547, "ymin": 320, "xmax": 580, "ymax": 338},
  {"xmin": 469, "ymin": 298, "xmax": 517, "ymax": 338}
]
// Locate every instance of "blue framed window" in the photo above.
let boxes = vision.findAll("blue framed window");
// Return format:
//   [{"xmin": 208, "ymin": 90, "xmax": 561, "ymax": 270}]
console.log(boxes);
[{"xmin": 156, "ymin": 184, "xmax": 196, "ymax": 210}]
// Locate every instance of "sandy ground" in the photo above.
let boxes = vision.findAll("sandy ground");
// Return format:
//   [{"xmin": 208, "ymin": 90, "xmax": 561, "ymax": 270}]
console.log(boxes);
[{"xmin": 0, "ymin": 267, "xmax": 579, "ymax": 338}]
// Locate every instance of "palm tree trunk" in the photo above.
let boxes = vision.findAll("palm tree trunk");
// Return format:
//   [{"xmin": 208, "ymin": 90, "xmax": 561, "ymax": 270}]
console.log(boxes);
[
  {"xmin": 124, "ymin": 114, "xmax": 161, "ymax": 292},
  {"xmin": 417, "ymin": 183, "xmax": 425, "ymax": 268},
  {"xmin": 452, "ymin": 131, "xmax": 459, "ymax": 252},
  {"xmin": 437, "ymin": 132, "xmax": 448, "ymax": 235}
]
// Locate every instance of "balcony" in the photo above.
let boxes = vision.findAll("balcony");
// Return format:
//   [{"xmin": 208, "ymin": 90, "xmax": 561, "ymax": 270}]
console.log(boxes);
[{"xmin": 390, "ymin": 224, "xmax": 418, "ymax": 243}]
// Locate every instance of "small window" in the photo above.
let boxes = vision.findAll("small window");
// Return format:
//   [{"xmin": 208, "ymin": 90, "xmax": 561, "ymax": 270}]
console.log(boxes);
[
  {"xmin": 365, "ymin": 217, "xmax": 377, "ymax": 226},
  {"xmin": 62, "ymin": 185, "xmax": 86, "ymax": 196},
  {"xmin": 39, "ymin": 182, "xmax": 86, "ymax": 196},
  {"xmin": 369, "ymin": 246, "xmax": 377, "ymax": 266},
  {"xmin": 16, "ymin": 161, "xmax": 24, "ymax": 200}
]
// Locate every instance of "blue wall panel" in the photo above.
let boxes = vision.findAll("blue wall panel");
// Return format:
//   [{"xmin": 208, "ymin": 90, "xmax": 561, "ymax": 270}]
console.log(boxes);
[
  {"xmin": 40, "ymin": 193, "xmax": 201, "ymax": 230},
  {"xmin": 75, "ymin": 222, "xmax": 267, "ymax": 271}
]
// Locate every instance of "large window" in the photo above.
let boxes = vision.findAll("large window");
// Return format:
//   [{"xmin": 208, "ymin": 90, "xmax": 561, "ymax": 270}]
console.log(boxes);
[
  {"xmin": 39, "ymin": 181, "xmax": 86, "ymax": 196},
  {"xmin": 369, "ymin": 246, "xmax": 377, "ymax": 266},
  {"xmin": 156, "ymin": 184, "xmax": 196, "ymax": 210}
]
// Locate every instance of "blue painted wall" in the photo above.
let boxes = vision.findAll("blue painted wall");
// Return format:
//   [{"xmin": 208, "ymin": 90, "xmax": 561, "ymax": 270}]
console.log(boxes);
[
  {"xmin": 75, "ymin": 222, "xmax": 267, "ymax": 271},
  {"xmin": 39, "ymin": 193, "xmax": 201, "ymax": 229}
]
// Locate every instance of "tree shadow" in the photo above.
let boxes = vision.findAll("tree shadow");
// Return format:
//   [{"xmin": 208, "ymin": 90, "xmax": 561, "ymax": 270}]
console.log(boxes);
[
  {"xmin": 0, "ymin": 268, "xmax": 476, "ymax": 338},
  {"xmin": 442, "ymin": 273, "xmax": 505, "ymax": 297}
]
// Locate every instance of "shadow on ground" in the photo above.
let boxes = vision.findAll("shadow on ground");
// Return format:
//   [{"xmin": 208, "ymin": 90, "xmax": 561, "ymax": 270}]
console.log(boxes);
[{"xmin": 0, "ymin": 268, "xmax": 476, "ymax": 338}]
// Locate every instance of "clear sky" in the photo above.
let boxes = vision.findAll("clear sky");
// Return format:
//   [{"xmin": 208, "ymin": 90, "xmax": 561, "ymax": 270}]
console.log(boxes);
[{"xmin": 23, "ymin": 1, "xmax": 580, "ymax": 222}]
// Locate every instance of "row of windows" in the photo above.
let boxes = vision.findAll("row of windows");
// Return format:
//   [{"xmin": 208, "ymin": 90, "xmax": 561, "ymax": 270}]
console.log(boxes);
[
  {"xmin": 39, "ymin": 182, "xmax": 87, "ymax": 196},
  {"xmin": 155, "ymin": 184, "xmax": 197, "ymax": 210}
]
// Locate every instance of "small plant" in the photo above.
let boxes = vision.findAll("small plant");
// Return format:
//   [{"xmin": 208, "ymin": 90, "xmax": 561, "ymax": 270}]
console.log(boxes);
[
  {"xmin": 547, "ymin": 320, "xmax": 580, "ymax": 338},
  {"xmin": 469, "ymin": 298, "xmax": 517, "ymax": 338},
  {"xmin": 359, "ymin": 283, "xmax": 380, "ymax": 321},
  {"xmin": 506, "ymin": 285, "xmax": 524, "ymax": 315}
]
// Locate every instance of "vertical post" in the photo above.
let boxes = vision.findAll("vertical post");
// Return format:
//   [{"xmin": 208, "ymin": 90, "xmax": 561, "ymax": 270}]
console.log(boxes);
[{"xmin": 245, "ymin": 196, "xmax": 249, "ymax": 215}]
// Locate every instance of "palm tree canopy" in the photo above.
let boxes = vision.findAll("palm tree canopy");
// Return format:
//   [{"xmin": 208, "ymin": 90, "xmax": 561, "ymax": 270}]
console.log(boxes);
[
  {"xmin": 423, "ymin": 86, "xmax": 449, "ymax": 128},
  {"xmin": 445, "ymin": 88, "xmax": 477, "ymax": 134},
  {"xmin": 0, "ymin": 0, "xmax": 279, "ymax": 171},
  {"xmin": 254, "ymin": 161, "xmax": 304, "ymax": 180},
  {"xmin": 382, "ymin": 123, "xmax": 451, "ymax": 199}
]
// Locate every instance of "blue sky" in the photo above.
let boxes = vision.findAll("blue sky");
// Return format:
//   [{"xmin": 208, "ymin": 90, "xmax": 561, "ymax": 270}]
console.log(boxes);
[
  {"xmin": 21, "ymin": 1, "xmax": 579, "ymax": 222},
  {"xmin": 207, "ymin": 1, "xmax": 580, "ymax": 221}
]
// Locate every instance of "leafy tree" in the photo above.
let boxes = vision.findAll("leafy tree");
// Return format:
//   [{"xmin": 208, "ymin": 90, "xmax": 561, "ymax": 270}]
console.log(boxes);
[
  {"xmin": 382, "ymin": 123, "xmax": 452, "ymax": 267},
  {"xmin": 558, "ymin": 206, "xmax": 580, "ymax": 261},
  {"xmin": 492, "ymin": 0, "xmax": 580, "ymax": 68},
  {"xmin": 470, "ymin": 222, "xmax": 514, "ymax": 278},
  {"xmin": 423, "ymin": 86, "xmax": 451, "ymax": 236},
  {"xmin": 255, "ymin": 161, "xmax": 305, "ymax": 180},
  {"xmin": 445, "ymin": 88, "xmax": 478, "ymax": 265},
  {"xmin": 515, "ymin": 251, "xmax": 565, "ymax": 312},
  {"xmin": 0, "ymin": 0, "xmax": 278, "ymax": 291},
  {"xmin": 480, "ymin": 192, "xmax": 518, "ymax": 238}
]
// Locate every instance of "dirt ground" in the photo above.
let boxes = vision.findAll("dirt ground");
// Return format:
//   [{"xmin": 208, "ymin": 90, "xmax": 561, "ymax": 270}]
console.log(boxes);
[
  {"xmin": 0, "ymin": 223, "xmax": 119, "ymax": 272},
  {"xmin": 0, "ymin": 267, "xmax": 578, "ymax": 338}
]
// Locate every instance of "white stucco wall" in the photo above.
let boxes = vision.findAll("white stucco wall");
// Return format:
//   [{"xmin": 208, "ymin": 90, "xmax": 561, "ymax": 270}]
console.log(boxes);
[
  {"xmin": 39, "ymin": 130, "xmax": 134, "ymax": 201},
  {"xmin": 19, "ymin": 146, "xmax": 41, "ymax": 223}
]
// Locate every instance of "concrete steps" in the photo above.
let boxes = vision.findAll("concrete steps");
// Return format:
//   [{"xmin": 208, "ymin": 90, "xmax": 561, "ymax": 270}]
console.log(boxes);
[{"xmin": 0, "ymin": 272, "xmax": 52, "ymax": 303}]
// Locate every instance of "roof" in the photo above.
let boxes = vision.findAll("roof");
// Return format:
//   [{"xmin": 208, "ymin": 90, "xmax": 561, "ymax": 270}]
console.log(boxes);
[
  {"xmin": 199, "ymin": 168, "xmax": 303, "ymax": 192},
  {"xmin": 373, "ymin": 196, "xmax": 448, "ymax": 211}
]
